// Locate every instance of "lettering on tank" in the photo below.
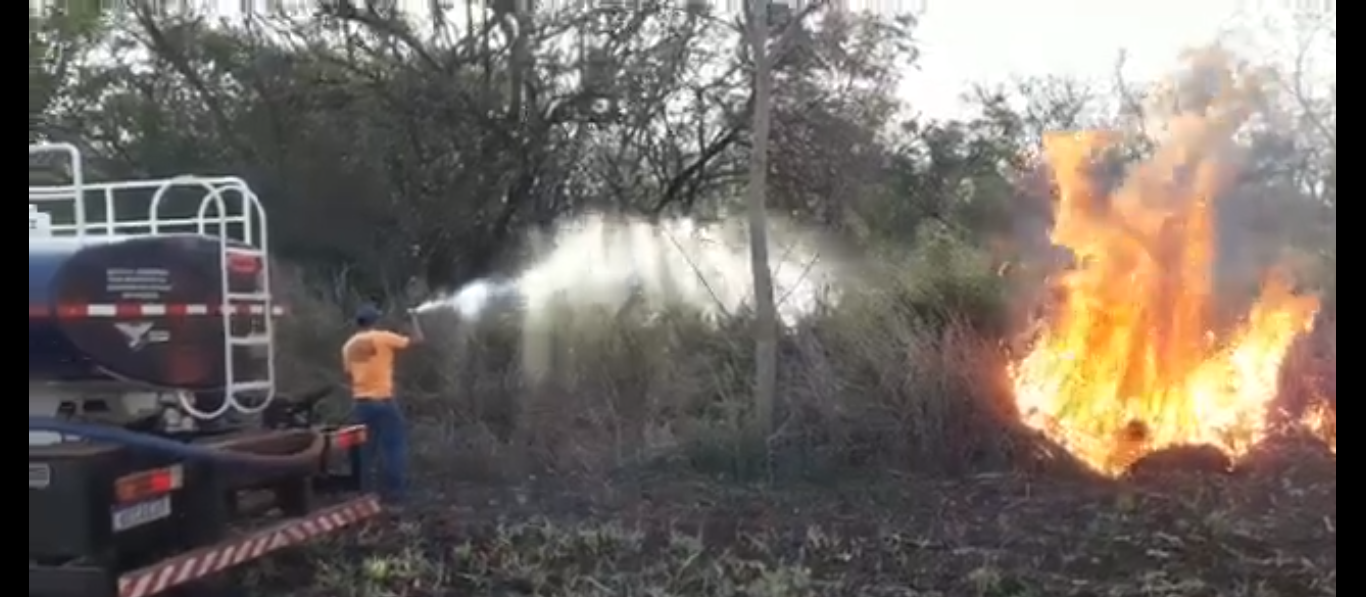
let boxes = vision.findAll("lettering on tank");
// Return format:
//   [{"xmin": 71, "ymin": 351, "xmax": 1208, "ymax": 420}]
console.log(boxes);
[{"xmin": 105, "ymin": 267, "xmax": 172, "ymax": 300}]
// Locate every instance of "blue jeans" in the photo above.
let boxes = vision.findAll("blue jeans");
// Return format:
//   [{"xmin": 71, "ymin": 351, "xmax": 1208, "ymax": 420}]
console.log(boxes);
[{"xmin": 352, "ymin": 399, "xmax": 408, "ymax": 504}]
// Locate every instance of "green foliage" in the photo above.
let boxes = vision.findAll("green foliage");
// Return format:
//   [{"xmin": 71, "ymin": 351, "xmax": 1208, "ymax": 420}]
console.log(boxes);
[
  {"xmin": 885, "ymin": 222, "xmax": 1011, "ymax": 335},
  {"xmin": 24, "ymin": 6, "xmax": 1016, "ymax": 293},
  {"xmin": 29, "ymin": 8, "xmax": 103, "ymax": 141}
]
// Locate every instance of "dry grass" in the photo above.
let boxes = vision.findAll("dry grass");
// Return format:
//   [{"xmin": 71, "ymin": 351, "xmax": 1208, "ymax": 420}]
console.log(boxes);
[{"xmin": 247, "ymin": 459, "xmax": 1335, "ymax": 597}]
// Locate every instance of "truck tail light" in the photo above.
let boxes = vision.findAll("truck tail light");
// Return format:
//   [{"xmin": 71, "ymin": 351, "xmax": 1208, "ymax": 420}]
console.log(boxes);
[
  {"xmin": 114, "ymin": 465, "xmax": 184, "ymax": 504},
  {"xmin": 331, "ymin": 425, "xmax": 367, "ymax": 450},
  {"xmin": 226, "ymin": 253, "xmax": 262, "ymax": 275}
]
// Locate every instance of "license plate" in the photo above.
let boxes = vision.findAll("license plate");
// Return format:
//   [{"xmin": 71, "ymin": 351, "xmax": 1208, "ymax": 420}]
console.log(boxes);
[
  {"xmin": 29, "ymin": 464, "xmax": 51, "ymax": 489},
  {"xmin": 112, "ymin": 496, "xmax": 172, "ymax": 532}
]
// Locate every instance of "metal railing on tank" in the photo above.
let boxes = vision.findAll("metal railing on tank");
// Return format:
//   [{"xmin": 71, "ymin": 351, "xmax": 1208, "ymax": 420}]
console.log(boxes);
[{"xmin": 28, "ymin": 142, "xmax": 278, "ymax": 420}]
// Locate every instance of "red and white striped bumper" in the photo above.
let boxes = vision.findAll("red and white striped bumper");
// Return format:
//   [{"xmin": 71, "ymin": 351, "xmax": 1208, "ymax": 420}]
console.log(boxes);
[{"xmin": 117, "ymin": 494, "xmax": 381, "ymax": 597}]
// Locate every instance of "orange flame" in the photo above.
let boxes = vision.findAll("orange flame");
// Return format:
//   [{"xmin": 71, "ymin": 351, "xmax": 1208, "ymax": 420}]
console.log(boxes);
[{"xmin": 1011, "ymin": 105, "xmax": 1327, "ymax": 474}]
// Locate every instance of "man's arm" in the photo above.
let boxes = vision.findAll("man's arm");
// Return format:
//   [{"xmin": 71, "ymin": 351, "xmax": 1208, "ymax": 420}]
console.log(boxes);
[{"xmin": 381, "ymin": 330, "xmax": 416, "ymax": 350}]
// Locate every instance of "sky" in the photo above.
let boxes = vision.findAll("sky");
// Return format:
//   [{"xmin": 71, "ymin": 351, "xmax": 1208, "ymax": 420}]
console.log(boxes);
[{"xmin": 903, "ymin": 0, "xmax": 1336, "ymax": 118}]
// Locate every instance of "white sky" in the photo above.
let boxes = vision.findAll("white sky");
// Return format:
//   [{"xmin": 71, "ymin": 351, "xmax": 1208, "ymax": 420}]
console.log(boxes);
[{"xmin": 905, "ymin": 0, "xmax": 1336, "ymax": 118}]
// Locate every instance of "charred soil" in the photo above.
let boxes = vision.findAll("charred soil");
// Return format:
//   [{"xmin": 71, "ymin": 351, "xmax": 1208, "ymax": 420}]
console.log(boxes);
[{"xmin": 248, "ymin": 445, "xmax": 1334, "ymax": 597}]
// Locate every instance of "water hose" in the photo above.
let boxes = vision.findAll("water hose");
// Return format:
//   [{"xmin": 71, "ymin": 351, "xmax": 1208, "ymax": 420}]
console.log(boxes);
[{"xmin": 29, "ymin": 416, "xmax": 326, "ymax": 470}]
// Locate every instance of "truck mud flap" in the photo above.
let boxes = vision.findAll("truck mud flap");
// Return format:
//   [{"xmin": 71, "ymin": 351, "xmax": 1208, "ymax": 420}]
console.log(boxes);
[{"xmin": 116, "ymin": 494, "xmax": 381, "ymax": 597}]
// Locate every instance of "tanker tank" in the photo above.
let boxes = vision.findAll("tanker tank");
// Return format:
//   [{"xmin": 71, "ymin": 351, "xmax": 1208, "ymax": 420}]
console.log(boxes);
[{"xmin": 29, "ymin": 234, "xmax": 269, "ymax": 390}]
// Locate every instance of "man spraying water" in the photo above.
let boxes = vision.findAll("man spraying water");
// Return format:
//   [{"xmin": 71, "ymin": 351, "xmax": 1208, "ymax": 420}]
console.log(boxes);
[{"xmin": 342, "ymin": 304, "xmax": 423, "ymax": 507}]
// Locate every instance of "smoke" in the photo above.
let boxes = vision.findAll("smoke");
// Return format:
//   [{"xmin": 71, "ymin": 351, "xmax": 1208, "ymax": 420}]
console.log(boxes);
[
  {"xmin": 1009, "ymin": 48, "xmax": 1334, "ymax": 327},
  {"xmin": 1142, "ymin": 49, "xmax": 1333, "ymax": 305},
  {"xmin": 414, "ymin": 213, "xmax": 843, "ymax": 380}
]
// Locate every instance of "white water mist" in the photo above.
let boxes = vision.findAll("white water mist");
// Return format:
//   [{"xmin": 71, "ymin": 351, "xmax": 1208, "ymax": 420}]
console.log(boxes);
[{"xmin": 414, "ymin": 213, "xmax": 841, "ymax": 380}]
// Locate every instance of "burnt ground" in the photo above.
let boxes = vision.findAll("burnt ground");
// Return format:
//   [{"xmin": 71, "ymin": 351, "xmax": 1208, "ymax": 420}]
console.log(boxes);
[{"xmin": 245, "ymin": 448, "xmax": 1335, "ymax": 597}]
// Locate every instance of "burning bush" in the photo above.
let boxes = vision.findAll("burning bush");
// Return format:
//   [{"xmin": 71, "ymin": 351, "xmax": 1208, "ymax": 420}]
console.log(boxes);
[{"xmin": 1008, "ymin": 53, "xmax": 1334, "ymax": 475}]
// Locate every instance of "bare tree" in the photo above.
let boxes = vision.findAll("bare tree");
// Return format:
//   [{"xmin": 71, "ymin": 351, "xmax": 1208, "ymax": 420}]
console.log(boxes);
[
  {"xmin": 744, "ymin": 0, "xmax": 778, "ymax": 441},
  {"xmin": 744, "ymin": 0, "xmax": 828, "ymax": 443}
]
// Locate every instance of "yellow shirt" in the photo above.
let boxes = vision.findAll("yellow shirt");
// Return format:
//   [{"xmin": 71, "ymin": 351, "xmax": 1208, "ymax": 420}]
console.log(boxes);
[{"xmin": 342, "ymin": 330, "xmax": 411, "ymax": 399}]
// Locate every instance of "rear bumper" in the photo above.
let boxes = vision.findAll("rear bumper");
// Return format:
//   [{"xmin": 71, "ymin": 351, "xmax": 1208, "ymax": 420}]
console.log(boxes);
[
  {"xmin": 31, "ymin": 426, "xmax": 367, "ymax": 560},
  {"xmin": 30, "ymin": 494, "xmax": 382, "ymax": 597},
  {"xmin": 29, "ymin": 425, "xmax": 375, "ymax": 597}
]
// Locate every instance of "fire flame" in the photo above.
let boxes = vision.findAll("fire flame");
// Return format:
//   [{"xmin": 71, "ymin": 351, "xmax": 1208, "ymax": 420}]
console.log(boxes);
[{"xmin": 1011, "ymin": 85, "xmax": 1330, "ymax": 474}]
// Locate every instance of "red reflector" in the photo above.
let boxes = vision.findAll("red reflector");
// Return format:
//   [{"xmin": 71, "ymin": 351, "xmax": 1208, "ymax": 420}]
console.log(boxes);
[
  {"xmin": 115, "ymin": 465, "xmax": 184, "ymax": 503},
  {"xmin": 333, "ymin": 426, "xmax": 367, "ymax": 450},
  {"xmin": 227, "ymin": 253, "xmax": 262, "ymax": 274}
]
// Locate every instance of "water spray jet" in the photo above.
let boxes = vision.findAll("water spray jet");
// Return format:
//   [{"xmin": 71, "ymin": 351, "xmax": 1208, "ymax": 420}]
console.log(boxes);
[{"xmin": 409, "ymin": 213, "xmax": 840, "ymax": 383}]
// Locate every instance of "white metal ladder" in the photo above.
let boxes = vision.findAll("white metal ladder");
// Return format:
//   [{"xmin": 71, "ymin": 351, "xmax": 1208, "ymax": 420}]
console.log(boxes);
[
  {"xmin": 215, "ymin": 242, "xmax": 277, "ymax": 406},
  {"xmin": 29, "ymin": 143, "xmax": 278, "ymax": 418}
]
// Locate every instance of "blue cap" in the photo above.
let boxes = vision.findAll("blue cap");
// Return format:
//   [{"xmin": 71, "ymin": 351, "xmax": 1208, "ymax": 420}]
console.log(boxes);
[{"xmin": 355, "ymin": 304, "xmax": 381, "ymax": 326}]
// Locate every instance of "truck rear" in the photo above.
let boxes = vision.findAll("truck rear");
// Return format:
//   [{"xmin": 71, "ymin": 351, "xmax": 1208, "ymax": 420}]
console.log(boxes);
[{"xmin": 28, "ymin": 144, "xmax": 380, "ymax": 597}]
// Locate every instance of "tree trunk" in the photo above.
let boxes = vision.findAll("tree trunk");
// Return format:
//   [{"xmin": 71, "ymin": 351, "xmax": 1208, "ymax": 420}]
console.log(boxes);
[{"xmin": 744, "ymin": 0, "xmax": 778, "ymax": 441}]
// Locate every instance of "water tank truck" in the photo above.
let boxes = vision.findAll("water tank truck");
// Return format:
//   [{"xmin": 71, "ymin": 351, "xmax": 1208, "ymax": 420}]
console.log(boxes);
[{"xmin": 28, "ymin": 144, "xmax": 380, "ymax": 597}]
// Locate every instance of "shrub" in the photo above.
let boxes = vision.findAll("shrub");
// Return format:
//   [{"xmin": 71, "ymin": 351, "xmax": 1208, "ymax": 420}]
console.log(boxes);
[{"xmin": 272, "ymin": 229, "xmax": 1030, "ymax": 483}]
